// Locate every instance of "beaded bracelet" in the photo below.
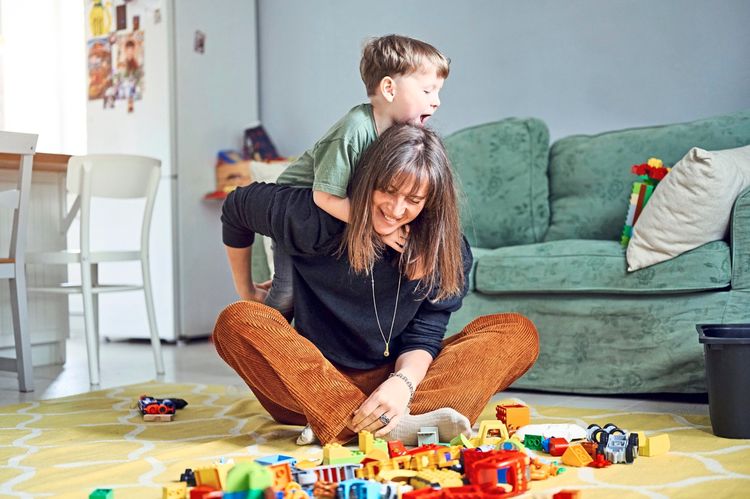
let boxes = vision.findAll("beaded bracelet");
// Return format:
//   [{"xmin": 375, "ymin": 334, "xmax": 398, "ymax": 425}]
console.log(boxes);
[{"xmin": 389, "ymin": 372, "xmax": 415, "ymax": 405}]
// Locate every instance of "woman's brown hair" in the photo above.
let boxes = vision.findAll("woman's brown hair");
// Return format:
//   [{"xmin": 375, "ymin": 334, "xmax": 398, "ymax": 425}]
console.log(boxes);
[{"xmin": 342, "ymin": 124, "xmax": 464, "ymax": 301}]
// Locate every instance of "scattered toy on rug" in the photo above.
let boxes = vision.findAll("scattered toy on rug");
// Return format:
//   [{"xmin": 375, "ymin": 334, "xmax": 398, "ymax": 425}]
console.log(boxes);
[
  {"xmin": 136, "ymin": 394, "xmax": 189, "ymax": 422},
  {"xmin": 89, "ymin": 401, "xmax": 676, "ymax": 498}
]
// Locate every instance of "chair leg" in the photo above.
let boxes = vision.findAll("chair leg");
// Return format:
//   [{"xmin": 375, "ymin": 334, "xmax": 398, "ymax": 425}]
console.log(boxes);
[
  {"xmin": 9, "ymin": 271, "xmax": 34, "ymax": 392},
  {"xmin": 141, "ymin": 257, "xmax": 165, "ymax": 375},
  {"xmin": 91, "ymin": 263, "xmax": 100, "ymax": 362},
  {"xmin": 80, "ymin": 262, "xmax": 101, "ymax": 385}
]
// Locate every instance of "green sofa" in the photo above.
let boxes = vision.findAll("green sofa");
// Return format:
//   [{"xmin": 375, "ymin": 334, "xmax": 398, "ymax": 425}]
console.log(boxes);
[{"xmin": 444, "ymin": 110, "xmax": 750, "ymax": 394}]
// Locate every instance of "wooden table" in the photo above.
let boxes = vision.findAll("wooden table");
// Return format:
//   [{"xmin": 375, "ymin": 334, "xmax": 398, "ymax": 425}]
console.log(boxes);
[
  {"xmin": 0, "ymin": 152, "xmax": 69, "ymax": 172},
  {"xmin": 0, "ymin": 151, "xmax": 71, "ymax": 366}
]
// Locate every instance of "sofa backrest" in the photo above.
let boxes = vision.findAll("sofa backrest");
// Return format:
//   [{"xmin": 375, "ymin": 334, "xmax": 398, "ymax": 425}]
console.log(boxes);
[
  {"xmin": 445, "ymin": 117, "xmax": 550, "ymax": 249},
  {"xmin": 544, "ymin": 110, "xmax": 750, "ymax": 242}
]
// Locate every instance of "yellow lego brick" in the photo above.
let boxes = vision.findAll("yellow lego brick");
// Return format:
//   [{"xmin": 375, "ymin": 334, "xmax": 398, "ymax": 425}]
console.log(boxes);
[
  {"xmin": 477, "ymin": 420, "xmax": 509, "ymax": 446},
  {"xmin": 359, "ymin": 431, "xmax": 374, "ymax": 453},
  {"xmin": 562, "ymin": 444, "xmax": 593, "ymax": 467},
  {"xmin": 411, "ymin": 469, "xmax": 463, "ymax": 489},
  {"xmin": 638, "ymin": 432, "xmax": 670, "ymax": 457},
  {"xmin": 162, "ymin": 482, "xmax": 186, "ymax": 499}
]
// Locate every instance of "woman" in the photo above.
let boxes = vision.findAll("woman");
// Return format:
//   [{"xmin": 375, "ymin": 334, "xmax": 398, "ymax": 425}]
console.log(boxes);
[{"xmin": 217, "ymin": 124, "xmax": 539, "ymax": 445}]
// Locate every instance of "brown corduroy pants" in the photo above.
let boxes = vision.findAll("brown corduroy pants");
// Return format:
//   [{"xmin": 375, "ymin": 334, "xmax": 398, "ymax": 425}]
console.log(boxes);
[{"xmin": 212, "ymin": 301, "xmax": 539, "ymax": 444}]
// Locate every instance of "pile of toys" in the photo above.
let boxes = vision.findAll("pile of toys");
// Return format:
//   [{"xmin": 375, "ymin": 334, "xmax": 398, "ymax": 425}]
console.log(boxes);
[
  {"xmin": 90, "ymin": 401, "xmax": 671, "ymax": 498},
  {"xmin": 621, "ymin": 157, "xmax": 672, "ymax": 246}
]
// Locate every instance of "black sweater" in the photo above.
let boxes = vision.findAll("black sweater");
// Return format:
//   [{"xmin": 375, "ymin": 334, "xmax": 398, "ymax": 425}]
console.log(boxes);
[{"xmin": 221, "ymin": 182, "xmax": 472, "ymax": 369}]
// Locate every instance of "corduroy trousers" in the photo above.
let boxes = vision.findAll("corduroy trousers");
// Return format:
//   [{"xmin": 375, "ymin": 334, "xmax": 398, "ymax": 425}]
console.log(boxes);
[{"xmin": 212, "ymin": 301, "xmax": 539, "ymax": 444}]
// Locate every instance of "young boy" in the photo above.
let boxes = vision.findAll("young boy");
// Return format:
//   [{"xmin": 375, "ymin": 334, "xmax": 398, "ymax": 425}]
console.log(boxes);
[{"xmin": 262, "ymin": 34, "xmax": 449, "ymax": 320}]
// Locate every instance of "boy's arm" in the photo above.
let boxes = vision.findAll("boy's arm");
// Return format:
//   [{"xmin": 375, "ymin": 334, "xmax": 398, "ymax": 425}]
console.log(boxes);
[
  {"xmin": 313, "ymin": 190, "xmax": 350, "ymax": 223},
  {"xmin": 224, "ymin": 245, "xmax": 268, "ymax": 302}
]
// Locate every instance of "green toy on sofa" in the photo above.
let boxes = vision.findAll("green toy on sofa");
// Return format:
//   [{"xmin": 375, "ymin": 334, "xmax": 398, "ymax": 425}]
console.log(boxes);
[{"xmin": 444, "ymin": 110, "xmax": 750, "ymax": 394}]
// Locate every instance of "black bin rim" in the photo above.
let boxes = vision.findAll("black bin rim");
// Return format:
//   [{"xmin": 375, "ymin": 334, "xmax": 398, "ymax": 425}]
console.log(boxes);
[{"xmin": 697, "ymin": 323, "xmax": 750, "ymax": 345}]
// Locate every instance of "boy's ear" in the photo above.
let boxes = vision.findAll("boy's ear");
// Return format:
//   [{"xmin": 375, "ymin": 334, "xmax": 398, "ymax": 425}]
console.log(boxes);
[{"xmin": 379, "ymin": 76, "xmax": 396, "ymax": 103}]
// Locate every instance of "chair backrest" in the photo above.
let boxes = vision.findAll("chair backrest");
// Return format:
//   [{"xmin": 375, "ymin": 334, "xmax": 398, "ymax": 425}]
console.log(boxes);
[
  {"xmin": 66, "ymin": 154, "xmax": 161, "ymax": 255},
  {"xmin": 66, "ymin": 154, "xmax": 161, "ymax": 198},
  {"xmin": 0, "ymin": 131, "xmax": 37, "ymax": 262}
]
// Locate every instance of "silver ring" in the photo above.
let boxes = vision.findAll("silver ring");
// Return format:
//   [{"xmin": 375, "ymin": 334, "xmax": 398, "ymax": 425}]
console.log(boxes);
[{"xmin": 379, "ymin": 413, "xmax": 391, "ymax": 426}]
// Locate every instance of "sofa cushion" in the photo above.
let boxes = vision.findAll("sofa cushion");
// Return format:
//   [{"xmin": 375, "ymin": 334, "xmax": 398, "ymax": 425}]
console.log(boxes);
[
  {"xmin": 474, "ymin": 239, "xmax": 730, "ymax": 294},
  {"xmin": 445, "ymin": 117, "xmax": 550, "ymax": 248},
  {"xmin": 544, "ymin": 110, "xmax": 750, "ymax": 242}
]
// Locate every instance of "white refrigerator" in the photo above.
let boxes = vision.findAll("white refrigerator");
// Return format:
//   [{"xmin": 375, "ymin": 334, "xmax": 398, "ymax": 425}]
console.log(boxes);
[{"xmin": 84, "ymin": 0, "xmax": 258, "ymax": 340}]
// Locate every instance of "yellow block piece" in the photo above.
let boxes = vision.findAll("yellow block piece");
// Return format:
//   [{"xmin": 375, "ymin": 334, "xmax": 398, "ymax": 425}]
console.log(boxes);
[
  {"xmin": 162, "ymin": 482, "xmax": 186, "ymax": 499},
  {"xmin": 638, "ymin": 432, "xmax": 670, "ymax": 457},
  {"xmin": 477, "ymin": 420, "xmax": 509, "ymax": 446},
  {"xmin": 562, "ymin": 444, "xmax": 593, "ymax": 467},
  {"xmin": 411, "ymin": 469, "xmax": 463, "ymax": 489}
]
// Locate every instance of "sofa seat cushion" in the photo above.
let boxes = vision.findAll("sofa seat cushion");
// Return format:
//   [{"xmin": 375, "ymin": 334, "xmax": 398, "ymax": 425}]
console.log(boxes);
[{"xmin": 474, "ymin": 239, "xmax": 730, "ymax": 294}]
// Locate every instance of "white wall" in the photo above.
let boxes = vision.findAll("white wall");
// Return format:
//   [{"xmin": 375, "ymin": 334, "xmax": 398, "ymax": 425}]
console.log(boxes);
[
  {"xmin": 257, "ymin": 0, "xmax": 750, "ymax": 155},
  {"xmin": 173, "ymin": 0, "xmax": 258, "ymax": 337}
]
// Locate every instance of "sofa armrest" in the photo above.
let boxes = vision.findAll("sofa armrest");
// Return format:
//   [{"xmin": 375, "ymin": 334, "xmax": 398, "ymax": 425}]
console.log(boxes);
[{"xmin": 731, "ymin": 187, "xmax": 750, "ymax": 290}]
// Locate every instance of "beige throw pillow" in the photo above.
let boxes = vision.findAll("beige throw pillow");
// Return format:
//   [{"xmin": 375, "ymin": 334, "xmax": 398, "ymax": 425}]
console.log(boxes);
[{"xmin": 626, "ymin": 145, "xmax": 750, "ymax": 271}]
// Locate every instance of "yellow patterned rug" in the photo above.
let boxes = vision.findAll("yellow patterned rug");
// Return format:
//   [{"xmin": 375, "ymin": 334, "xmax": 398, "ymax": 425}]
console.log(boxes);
[{"xmin": 1, "ymin": 382, "xmax": 749, "ymax": 498}]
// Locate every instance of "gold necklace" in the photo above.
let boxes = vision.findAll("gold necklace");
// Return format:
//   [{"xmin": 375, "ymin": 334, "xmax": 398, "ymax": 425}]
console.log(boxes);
[{"xmin": 370, "ymin": 256, "xmax": 403, "ymax": 357}]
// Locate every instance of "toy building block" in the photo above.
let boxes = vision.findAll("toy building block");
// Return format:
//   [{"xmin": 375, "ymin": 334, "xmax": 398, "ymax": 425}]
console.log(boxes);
[
  {"xmin": 498, "ymin": 436, "xmax": 525, "ymax": 452},
  {"xmin": 189, "ymin": 486, "xmax": 217, "ymax": 499},
  {"xmin": 379, "ymin": 469, "xmax": 418, "ymax": 483},
  {"xmin": 637, "ymin": 432, "xmax": 670, "ymax": 457},
  {"xmin": 194, "ymin": 461, "xmax": 234, "ymax": 490},
  {"xmin": 358, "ymin": 430, "xmax": 389, "ymax": 455},
  {"xmin": 388, "ymin": 440, "xmax": 408, "ymax": 457},
  {"xmin": 562, "ymin": 444, "xmax": 593, "ymax": 467},
  {"xmin": 417, "ymin": 426, "xmax": 440, "ymax": 446},
  {"xmin": 313, "ymin": 480, "xmax": 338, "ymax": 498},
  {"xmin": 223, "ymin": 462, "xmax": 273, "ymax": 499},
  {"xmin": 179, "ymin": 468, "xmax": 196, "ymax": 486},
  {"xmin": 89, "ymin": 490, "xmax": 114, "ymax": 499},
  {"xmin": 323, "ymin": 443, "xmax": 366, "ymax": 465},
  {"xmin": 547, "ymin": 437, "xmax": 570, "ymax": 457},
  {"xmin": 553, "ymin": 490, "xmax": 582, "ymax": 499},
  {"xmin": 465, "ymin": 450, "xmax": 531, "ymax": 494},
  {"xmin": 411, "ymin": 469, "xmax": 464, "ymax": 489},
  {"xmin": 477, "ymin": 420, "xmax": 509, "ymax": 446},
  {"xmin": 255, "ymin": 455, "xmax": 296, "ymax": 491},
  {"xmin": 144, "ymin": 414, "xmax": 174, "ymax": 422},
  {"xmin": 588, "ymin": 453, "xmax": 612, "ymax": 469},
  {"xmin": 162, "ymin": 482, "xmax": 187, "ymax": 499},
  {"xmin": 495, "ymin": 403, "xmax": 531, "ymax": 429},
  {"xmin": 522, "ymin": 434, "xmax": 544, "ymax": 451},
  {"xmin": 337, "ymin": 478, "xmax": 381, "ymax": 499},
  {"xmin": 529, "ymin": 457, "xmax": 561, "ymax": 480}
]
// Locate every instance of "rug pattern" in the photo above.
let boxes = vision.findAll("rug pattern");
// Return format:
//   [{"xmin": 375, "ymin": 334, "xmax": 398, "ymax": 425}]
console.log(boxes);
[{"xmin": 0, "ymin": 382, "xmax": 749, "ymax": 498}]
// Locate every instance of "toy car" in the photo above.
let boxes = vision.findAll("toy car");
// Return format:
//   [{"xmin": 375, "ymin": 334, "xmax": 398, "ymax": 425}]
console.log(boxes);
[
  {"xmin": 587, "ymin": 423, "xmax": 638, "ymax": 464},
  {"xmin": 138, "ymin": 396, "xmax": 176, "ymax": 415}
]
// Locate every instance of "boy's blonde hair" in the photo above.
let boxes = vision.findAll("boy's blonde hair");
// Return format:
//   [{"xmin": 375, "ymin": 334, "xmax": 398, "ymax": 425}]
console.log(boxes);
[{"xmin": 360, "ymin": 34, "xmax": 450, "ymax": 96}]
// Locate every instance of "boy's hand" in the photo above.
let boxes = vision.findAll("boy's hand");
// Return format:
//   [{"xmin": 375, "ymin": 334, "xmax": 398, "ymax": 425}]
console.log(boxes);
[{"xmin": 381, "ymin": 225, "xmax": 409, "ymax": 253}]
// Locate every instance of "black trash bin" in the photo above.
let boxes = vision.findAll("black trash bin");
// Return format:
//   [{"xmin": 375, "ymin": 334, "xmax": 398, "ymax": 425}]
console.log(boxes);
[{"xmin": 697, "ymin": 324, "xmax": 750, "ymax": 439}]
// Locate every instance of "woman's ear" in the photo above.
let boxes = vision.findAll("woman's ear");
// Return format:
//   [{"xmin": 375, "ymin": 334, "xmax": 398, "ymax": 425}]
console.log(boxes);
[{"xmin": 379, "ymin": 76, "xmax": 396, "ymax": 103}]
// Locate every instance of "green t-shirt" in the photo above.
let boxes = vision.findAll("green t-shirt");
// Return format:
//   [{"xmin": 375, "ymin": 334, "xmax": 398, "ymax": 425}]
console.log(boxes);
[{"xmin": 276, "ymin": 103, "xmax": 378, "ymax": 197}]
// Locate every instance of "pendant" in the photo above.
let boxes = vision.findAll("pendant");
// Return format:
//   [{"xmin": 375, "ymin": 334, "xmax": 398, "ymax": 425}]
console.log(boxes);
[{"xmin": 384, "ymin": 346, "xmax": 390, "ymax": 357}]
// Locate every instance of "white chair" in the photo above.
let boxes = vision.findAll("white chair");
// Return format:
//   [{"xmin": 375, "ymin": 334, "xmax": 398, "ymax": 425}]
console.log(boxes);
[
  {"xmin": 0, "ymin": 131, "xmax": 37, "ymax": 392},
  {"xmin": 27, "ymin": 155, "xmax": 165, "ymax": 385}
]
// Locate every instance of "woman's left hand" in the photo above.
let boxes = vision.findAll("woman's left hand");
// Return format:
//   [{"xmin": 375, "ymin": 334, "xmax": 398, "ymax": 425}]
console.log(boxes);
[{"xmin": 348, "ymin": 376, "xmax": 410, "ymax": 436}]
